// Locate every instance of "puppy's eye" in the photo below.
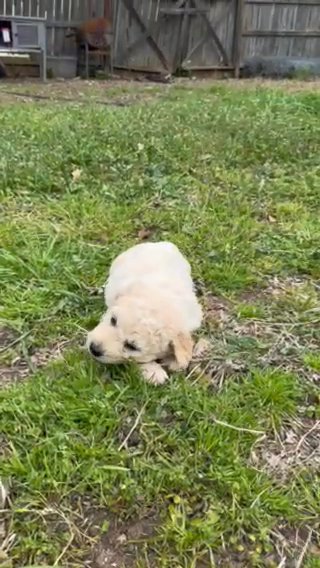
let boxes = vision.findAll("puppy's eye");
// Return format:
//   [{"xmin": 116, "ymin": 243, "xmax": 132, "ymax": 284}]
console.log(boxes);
[
  {"xmin": 110, "ymin": 316, "xmax": 117, "ymax": 327},
  {"xmin": 124, "ymin": 340, "xmax": 139, "ymax": 352}
]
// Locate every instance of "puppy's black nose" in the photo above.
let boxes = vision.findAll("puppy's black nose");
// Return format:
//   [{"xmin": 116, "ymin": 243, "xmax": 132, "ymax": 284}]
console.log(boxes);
[{"xmin": 89, "ymin": 342, "xmax": 103, "ymax": 358}]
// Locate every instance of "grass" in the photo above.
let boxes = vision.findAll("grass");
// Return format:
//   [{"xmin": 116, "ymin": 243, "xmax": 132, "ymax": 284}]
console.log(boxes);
[{"xmin": 0, "ymin": 80, "xmax": 320, "ymax": 567}]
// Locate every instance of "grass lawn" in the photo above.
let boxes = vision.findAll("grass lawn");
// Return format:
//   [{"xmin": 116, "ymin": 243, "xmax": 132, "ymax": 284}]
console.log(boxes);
[{"xmin": 0, "ymin": 80, "xmax": 320, "ymax": 567}]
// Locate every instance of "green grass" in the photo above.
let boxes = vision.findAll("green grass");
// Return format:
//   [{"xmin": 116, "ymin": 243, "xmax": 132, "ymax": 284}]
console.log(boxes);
[{"xmin": 0, "ymin": 82, "xmax": 320, "ymax": 567}]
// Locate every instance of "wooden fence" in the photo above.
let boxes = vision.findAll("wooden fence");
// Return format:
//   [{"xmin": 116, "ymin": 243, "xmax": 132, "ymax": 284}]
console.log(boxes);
[
  {"xmin": 112, "ymin": 0, "xmax": 239, "ymax": 73},
  {"xmin": 0, "ymin": 0, "xmax": 319, "ymax": 75},
  {"xmin": 243, "ymin": 0, "xmax": 320, "ymax": 61}
]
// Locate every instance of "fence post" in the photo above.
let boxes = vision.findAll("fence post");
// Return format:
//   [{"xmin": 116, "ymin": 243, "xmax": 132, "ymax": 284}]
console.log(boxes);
[{"xmin": 233, "ymin": 0, "xmax": 244, "ymax": 78}]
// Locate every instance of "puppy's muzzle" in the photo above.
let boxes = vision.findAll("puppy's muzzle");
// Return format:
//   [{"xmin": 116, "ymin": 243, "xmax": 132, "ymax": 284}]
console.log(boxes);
[{"xmin": 88, "ymin": 341, "xmax": 104, "ymax": 358}]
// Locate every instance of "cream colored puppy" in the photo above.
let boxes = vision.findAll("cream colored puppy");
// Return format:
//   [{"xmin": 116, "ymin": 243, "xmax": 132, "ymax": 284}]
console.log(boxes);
[{"xmin": 86, "ymin": 241, "xmax": 202, "ymax": 385}]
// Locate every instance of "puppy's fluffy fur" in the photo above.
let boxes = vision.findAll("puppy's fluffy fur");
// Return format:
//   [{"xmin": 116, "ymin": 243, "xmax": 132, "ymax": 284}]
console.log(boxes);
[{"xmin": 87, "ymin": 241, "xmax": 202, "ymax": 384}]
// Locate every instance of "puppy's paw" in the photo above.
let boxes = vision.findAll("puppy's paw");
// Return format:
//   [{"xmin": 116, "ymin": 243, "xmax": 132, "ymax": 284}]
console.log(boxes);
[{"xmin": 140, "ymin": 362, "xmax": 168, "ymax": 385}]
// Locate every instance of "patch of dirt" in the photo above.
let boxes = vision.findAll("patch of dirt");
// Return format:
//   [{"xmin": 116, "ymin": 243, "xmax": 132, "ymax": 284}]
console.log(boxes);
[
  {"xmin": 91, "ymin": 511, "xmax": 159, "ymax": 568},
  {"xmin": 210, "ymin": 522, "xmax": 320, "ymax": 567},
  {"xmin": 0, "ymin": 327, "xmax": 17, "ymax": 350},
  {"xmin": 233, "ymin": 78, "xmax": 320, "ymax": 93},
  {"xmin": 250, "ymin": 418, "xmax": 320, "ymax": 481},
  {"xmin": 203, "ymin": 294, "xmax": 231, "ymax": 328},
  {"xmin": 267, "ymin": 523, "xmax": 320, "ymax": 568},
  {"xmin": 236, "ymin": 286, "xmax": 268, "ymax": 304},
  {"xmin": 116, "ymin": 413, "xmax": 143, "ymax": 450},
  {"xmin": 191, "ymin": 276, "xmax": 320, "ymax": 388},
  {"xmin": 1, "ymin": 77, "xmax": 319, "ymax": 108},
  {"xmin": 235, "ymin": 275, "xmax": 317, "ymax": 304},
  {"xmin": 188, "ymin": 293, "xmax": 256, "ymax": 387},
  {"xmin": 0, "ymin": 326, "xmax": 29, "ymax": 386},
  {"xmin": 136, "ymin": 225, "xmax": 159, "ymax": 241},
  {"xmin": 0, "ymin": 361, "xmax": 30, "ymax": 386},
  {"xmin": 0, "ymin": 340, "xmax": 69, "ymax": 388},
  {"xmin": 0, "ymin": 77, "xmax": 167, "ymax": 107},
  {"xmin": 0, "ymin": 477, "xmax": 13, "ymax": 565},
  {"xmin": 265, "ymin": 275, "xmax": 317, "ymax": 297}
]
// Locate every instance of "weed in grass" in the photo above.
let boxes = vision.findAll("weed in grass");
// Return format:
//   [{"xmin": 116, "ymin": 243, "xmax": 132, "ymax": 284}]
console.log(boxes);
[{"xmin": 304, "ymin": 353, "xmax": 320, "ymax": 373}]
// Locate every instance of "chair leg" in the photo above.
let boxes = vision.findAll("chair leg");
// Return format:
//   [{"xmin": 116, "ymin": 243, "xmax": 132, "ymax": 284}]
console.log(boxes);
[
  {"xmin": 42, "ymin": 47, "xmax": 47, "ymax": 81},
  {"xmin": 109, "ymin": 42, "xmax": 113, "ymax": 76},
  {"xmin": 85, "ymin": 42, "xmax": 89, "ymax": 79}
]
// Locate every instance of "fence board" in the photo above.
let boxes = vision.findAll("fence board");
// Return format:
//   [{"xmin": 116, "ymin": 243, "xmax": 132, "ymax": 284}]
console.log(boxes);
[
  {"xmin": 243, "ymin": 0, "xmax": 320, "ymax": 60},
  {"xmin": 114, "ymin": 0, "xmax": 178, "ymax": 72},
  {"xmin": 181, "ymin": 0, "xmax": 236, "ymax": 69}
]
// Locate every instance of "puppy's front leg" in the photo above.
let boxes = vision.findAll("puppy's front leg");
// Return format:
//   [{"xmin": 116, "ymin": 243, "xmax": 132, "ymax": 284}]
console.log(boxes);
[{"xmin": 140, "ymin": 362, "xmax": 168, "ymax": 385}]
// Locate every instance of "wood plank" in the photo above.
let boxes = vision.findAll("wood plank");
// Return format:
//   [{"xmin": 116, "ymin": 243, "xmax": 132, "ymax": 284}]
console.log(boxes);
[
  {"xmin": 243, "ymin": 29, "xmax": 320, "ymax": 36},
  {"xmin": 176, "ymin": 0, "xmax": 191, "ymax": 70},
  {"xmin": 30, "ymin": 0, "xmax": 37, "ymax": 16},
  {"xmin": 120, "ymin": 0, "xmax": 170, "ymax": 71},
  {"xmin": 160, "ymin": 8, "xmax": 209, "ymax": 14},
  {"xmin": 180, "ymin": 64, "xmax": 234, "ymax": 70},
  {"xmin": 190, "ymin": 0, "xmax": 230, "ymax": 64},
  {"xmin": 180, "ymin": 0, "xmax": 237, "ymax": 70},
  {"xmin": 12, "ymin": 0, "xmax": 20, "ymax": 15},
  {"xmin": 246, "ymin": 0, "xmax": 320, "ymax": 4},
  {"xmin": 181, "ymin": 2, "xmax": 233, "ymax": 68},
  {"xmin": 9, "ymin": 0, "xmax": 14, "ymax": 16},
  {"xmin": 233, "ymin": 0, "xmax": 244, "ymax": 77},
  {"xmin": 45, "ymin": 18, "xmax": 82, "ymax": 27}
]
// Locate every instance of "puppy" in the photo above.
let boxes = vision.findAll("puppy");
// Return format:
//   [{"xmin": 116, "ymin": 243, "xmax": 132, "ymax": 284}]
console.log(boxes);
[{"xmin": 86, "ymin": 241, "xmax": 202, "ymax": 384}]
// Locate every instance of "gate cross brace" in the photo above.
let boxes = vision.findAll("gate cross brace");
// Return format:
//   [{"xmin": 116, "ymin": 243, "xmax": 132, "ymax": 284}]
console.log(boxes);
[
  {"xmin": 190, "ymin": 0, "xmax": 229, "ymax": 65},
  {"xmin": 120, "ymin": 0, "xmax": 170, "ymax": 71},
  {"xmin": 180, "ymin": 6, "xmax": 231, "ymax": 67}
]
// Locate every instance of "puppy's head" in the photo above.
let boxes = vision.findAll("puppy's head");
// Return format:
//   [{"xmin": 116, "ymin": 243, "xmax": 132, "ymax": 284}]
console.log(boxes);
[{"xmin": 86, "ymin": 294, "xmax": 193, "ymax": 368}]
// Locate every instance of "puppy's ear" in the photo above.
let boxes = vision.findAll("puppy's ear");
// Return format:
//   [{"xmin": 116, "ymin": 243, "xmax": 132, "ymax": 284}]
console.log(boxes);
[{"xmin": 170, "ymin": 331, "xmax": 194, "ymax": 370}]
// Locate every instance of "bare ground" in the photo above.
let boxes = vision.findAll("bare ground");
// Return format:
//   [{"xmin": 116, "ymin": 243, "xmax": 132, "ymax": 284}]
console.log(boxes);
[{"xmin": 0, "ymin": 77, "xmax": 319, "ymax": 108}]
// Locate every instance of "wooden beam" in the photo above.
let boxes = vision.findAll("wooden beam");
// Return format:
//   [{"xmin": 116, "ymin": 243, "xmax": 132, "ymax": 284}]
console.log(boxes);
[
  {"xmin": 172, "ymin": 0, "xmax": 189, "ymax": 71},
  {"xmin": 47, "ymin": 20, "xmax": 82, "ymax": 27},
  {"xmin": 160, "ymin": 8, "xmax": 209, "ymax": 14},
  {"xmin": 246, "ymin": 0, "xmax": 320, "ymax": 4},
  {"xmin": 190, "ymin": 0, "xmax": 229, "ymax": 65},
  {"xmin": 180, "ymin": 6, "xmax": 232, "ymax": 69},
  {"xmin": 120, "ymin": 0, "xmax": 170, "ymax": 71},
  {"xmin": 115, "ymin": 16, "xmax": 163, "ymax": 65},
  {"xmin": 243, "ymin": 30, "xmax": 320, "ymax": 36},
  {"xmin": 181, "ymin": 65, "xmax": 235, "ymax": 70},
  {"xmin": 233, "ymin": 0, "xmax": 244, "ymax": 78}
]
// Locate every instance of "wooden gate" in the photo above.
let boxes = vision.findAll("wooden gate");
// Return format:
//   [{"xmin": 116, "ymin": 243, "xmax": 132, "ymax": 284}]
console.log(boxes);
[{"xmin": 113, "ymin": 0, "xmax": 240, "ymax": 75}]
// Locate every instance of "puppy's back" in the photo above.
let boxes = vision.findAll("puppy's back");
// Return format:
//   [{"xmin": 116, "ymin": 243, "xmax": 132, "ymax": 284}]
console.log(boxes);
[
  {"xmin": 111, "ymin": 241, "xmax": 190, "ymax": 277},
  {"xmin": 105, "ymin": 242, "xmax": 191, "ymax": 303},
  {"xmin": 105, "ymin": 241, "xmax": 202, "ymax": 331}
]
